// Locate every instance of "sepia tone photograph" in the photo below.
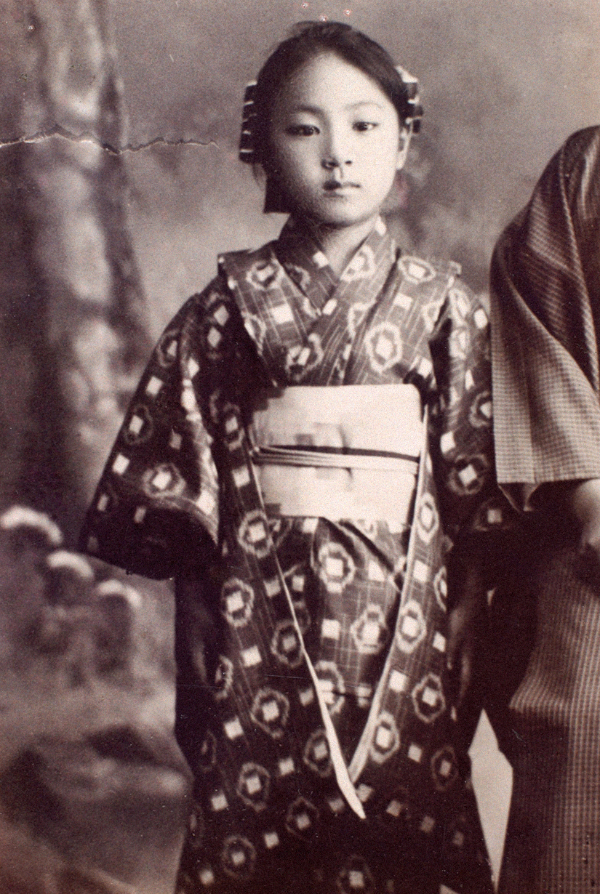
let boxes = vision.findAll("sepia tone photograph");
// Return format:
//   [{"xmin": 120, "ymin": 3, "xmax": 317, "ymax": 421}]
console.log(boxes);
[{"xmin": 0, "ymin": 0, "xmax": 599, "ymax": 892}]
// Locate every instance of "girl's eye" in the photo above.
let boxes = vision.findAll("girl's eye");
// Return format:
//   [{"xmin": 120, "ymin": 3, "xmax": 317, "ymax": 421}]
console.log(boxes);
[
  {"xmin": 353, "ymin": 121, "xmax": 378, "ymax": 132},
  {"xmin": 286, "ymin": 124, "xmax": 320, "ymax": 137}
]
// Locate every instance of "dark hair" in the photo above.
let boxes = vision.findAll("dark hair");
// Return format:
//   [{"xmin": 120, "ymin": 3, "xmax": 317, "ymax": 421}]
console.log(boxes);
[{"xmin": 251, "ymin": 21, "xmax": 419, "ymax": 170}]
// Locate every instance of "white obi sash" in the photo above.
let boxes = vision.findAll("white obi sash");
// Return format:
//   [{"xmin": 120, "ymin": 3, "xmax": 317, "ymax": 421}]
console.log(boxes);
[{"xmin": 250, "ymin": 384, "xmax": 423, "ymax": 528}]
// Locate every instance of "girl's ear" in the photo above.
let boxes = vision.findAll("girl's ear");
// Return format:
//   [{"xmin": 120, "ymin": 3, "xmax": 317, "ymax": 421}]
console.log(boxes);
[{"xmin": 396, "ymin": 127, "xmax": 412, "ymax": 171}]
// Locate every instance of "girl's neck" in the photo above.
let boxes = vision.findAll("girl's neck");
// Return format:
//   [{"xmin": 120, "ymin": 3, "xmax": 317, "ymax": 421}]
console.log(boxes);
[{"xmin": 304, "ymin": 214, "xmax": 380, "ymax": 276}]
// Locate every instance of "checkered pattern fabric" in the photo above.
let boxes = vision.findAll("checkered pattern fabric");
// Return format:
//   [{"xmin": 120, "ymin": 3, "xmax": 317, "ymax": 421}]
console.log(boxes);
[
  {"xmin": 491, "ymin": 126, "xmax": 600, "ymax": 504},
  {"xmin": 489, "ymin": 127, "xmax": 600, "ymax": 893}
]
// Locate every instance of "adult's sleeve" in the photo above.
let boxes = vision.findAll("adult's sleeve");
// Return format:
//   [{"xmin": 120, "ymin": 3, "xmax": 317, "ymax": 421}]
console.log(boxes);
[
  {"xmin": 490, "ymin": 126, "xmax": 600, "ymax": 506},
  {"xmin": 79, "ymin": 283, "xmax": 225, "ymax": 580}
]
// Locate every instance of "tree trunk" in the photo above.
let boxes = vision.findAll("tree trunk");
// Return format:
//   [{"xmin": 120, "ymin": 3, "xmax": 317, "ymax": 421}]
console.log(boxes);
[
  {"xmin": 0, "ymin": 10, "xmax": 190, "ymax": 894},
  {"xmin": 0, "ymin": 0, "xmax": 151, "ymax": 542}
]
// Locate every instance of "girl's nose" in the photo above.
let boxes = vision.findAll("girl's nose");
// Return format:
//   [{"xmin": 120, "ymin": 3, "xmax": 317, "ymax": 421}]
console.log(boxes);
[
  {"xmin": 321, "ymin": 128, "xmax": 352, "ymax": 169},
  {"xmin": 322, "ymin": 156, "xmax": 352, "ymax": 170}
]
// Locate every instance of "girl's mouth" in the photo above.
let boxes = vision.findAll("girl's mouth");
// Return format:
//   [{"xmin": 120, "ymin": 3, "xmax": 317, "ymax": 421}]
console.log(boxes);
[{"xmin": 323, "ymin": 180, "xmax": 360, "ymax": 193}]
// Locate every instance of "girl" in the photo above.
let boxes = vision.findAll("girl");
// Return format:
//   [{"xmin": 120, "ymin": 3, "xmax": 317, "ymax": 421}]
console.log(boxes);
[{"xmin": 81, "ymin": 21, "xmax": 508, "ymax": 894}]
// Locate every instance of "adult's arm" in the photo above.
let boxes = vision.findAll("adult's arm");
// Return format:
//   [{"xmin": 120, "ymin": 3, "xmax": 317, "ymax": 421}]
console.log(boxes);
[{"xmin": 490, "ymin": 126, "xmax": 600, "ymax": 507}]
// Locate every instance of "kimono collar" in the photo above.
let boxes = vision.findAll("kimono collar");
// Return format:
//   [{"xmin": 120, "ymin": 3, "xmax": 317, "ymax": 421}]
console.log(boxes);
[{"xmin": 274, "ymin": 216, "xmax": 398, "ymax": 311}]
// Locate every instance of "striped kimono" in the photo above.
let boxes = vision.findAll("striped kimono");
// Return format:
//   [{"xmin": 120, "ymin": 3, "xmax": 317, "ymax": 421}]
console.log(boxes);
[
  {"xmin": 489, "ymin": 126, "xmax": 600, "ymax": 894},
  {"xmin": 81, "ymin": 217, "xmax": 508, "ymax": 894}
]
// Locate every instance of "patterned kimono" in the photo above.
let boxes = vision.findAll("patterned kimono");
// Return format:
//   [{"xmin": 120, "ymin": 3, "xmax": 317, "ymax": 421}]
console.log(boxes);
[
  {"xmin": 81, "ymin": 217, "xmax": 508, "ymax": 894},
  {"xmin": 488, "ymin": 126, "xmax": 600, "ymax": 894}
]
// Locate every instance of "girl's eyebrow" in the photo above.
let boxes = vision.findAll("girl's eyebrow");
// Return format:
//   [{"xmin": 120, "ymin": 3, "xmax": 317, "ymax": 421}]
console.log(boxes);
[
  {"xmin": 286, "ymin": 100, "xmax": 385, "ymax": 114},
  {"xmin": 346, "ymin": 100, "xmax": 385, "ymax": 111},
  {"xmin": 287, "ymin": 104, "xmax": 323, "ymax": 115}
]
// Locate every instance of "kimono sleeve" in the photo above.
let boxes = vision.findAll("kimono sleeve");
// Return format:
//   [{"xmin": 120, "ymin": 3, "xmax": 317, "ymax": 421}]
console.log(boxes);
[
  {"xmin": 79, "ymin": 283, "xmax": 224, "ymax": 580},
  {"xmin": 490, "ymin": 126, "xmax": 600, "ymax": 506},
  {"xmin": 428, "ymin": 280, "xmax": 515, "ymax": 550}
]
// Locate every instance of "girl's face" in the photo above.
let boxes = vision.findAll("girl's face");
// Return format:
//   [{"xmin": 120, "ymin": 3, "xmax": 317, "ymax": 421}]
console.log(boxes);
[{"xmin": 268, "ymin": 52, "xmax": 408, "ymax": 232}]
